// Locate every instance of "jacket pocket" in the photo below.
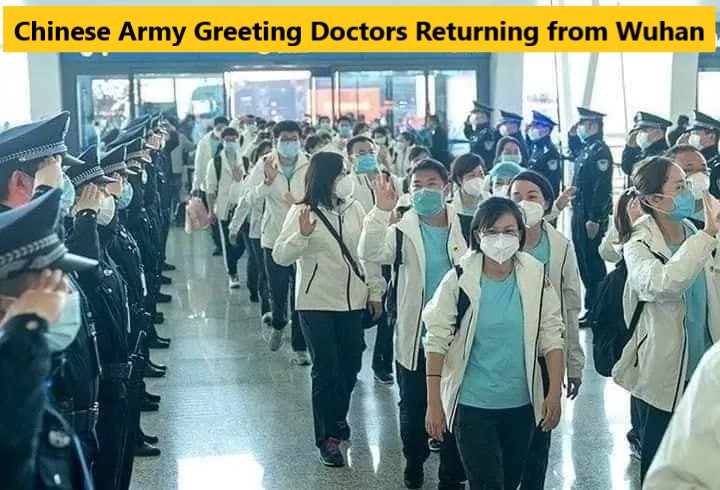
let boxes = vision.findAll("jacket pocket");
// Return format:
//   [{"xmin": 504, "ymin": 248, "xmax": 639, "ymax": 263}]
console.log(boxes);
[
  {"xmin": 305, "ymin": 264, "xmax": 319, "ymax": 294},
  {"xmin": 634, "ymin": 333, "xmax": 649, "ymax": 367}
]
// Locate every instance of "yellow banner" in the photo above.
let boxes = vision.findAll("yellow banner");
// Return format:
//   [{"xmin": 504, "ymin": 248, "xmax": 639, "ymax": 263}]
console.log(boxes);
[{"xmin": 2, "ymin": 6, "xmax": 716, "ymax": 53}]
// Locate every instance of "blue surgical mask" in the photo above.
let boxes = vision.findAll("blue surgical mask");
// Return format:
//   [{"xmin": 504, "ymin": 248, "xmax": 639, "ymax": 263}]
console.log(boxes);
[
  {"xmin": 356, "ymin": 154, "xmax": 378, "ymax": 174},
  {"xmin": 411, "ymin": 188, "xmax": 445, "ymax": 217},
  {"xmin": 277, "ymin": 141, "xmax": 300, "ymax": 159},
  {"xmin": 224, "ymin": 141, "xmax": 239, "ymax": 152},
  {"xmin": 118, "ymin": 181, "xmax": 134, "ymax": 210},
  {"xmin": 338, "ymin": 126, "xmax": 352, "ymax": 138},
  {"xmin": 319, "ymin": 122, "xmax": 331, "ymax": 131},
  {"xmin": 60, "ymin": 174, "xmax": 75, "ymax": 215},
  {"xmin": 501, "ymin": 154, "xmax": 522, "ymax": 165},
  {"xmin": 47, "ymin": 291, "xmax": 82, "ymax": 352},
  {"xmin": 666, "ymin": 189, "xmax": 696, "ymax": 222}
]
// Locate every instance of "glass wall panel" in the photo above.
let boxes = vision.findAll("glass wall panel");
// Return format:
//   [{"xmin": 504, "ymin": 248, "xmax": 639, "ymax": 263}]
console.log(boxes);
[
  {"xmin": 337, "ymin": 71, "xmax": 388, "ymax": 124},
  {"xmin": 430, "ymin": 70, "xmax": 477, "ymax": 156},
  {"xmin": 0, "ymin": 52, "xmax": 31, "ymax": 129},
  {"xmin": 312, "ymin": 76, "xmax": 333, "ymax": 121},
  {"xmin": 228, "ymin": 70, "xmax": 311, "ymax": 122},
  {"xmin": 698, "ymin": 71, "xmax": 720, "ymax": 116},
  {"xmin": 77, "ymin": 76, "xmax": 130, "ymax": 149}
]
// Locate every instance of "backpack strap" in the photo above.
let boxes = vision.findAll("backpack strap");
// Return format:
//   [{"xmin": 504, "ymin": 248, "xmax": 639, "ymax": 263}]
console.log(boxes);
[
  {"xmin": 453, "ymin": 265, "xmax": 470, "ymax": 334},
  {"xmin": 627, "ymin": 240, "xmax": 668, "ymax": 336},
  {"xmin": 310, "ymin": 206, "xmax": 365, "ymax": 282}
]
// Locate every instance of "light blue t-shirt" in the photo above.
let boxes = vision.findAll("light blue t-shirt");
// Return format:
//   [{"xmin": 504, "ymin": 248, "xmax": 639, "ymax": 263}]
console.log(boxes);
[
  {"xmin": 459, "ymin": 271, "xmax": 530, "ymax": 409},
  {"xmin": 280, "ymin": 163, "xmax": 297, "ymax": 181},
  {"xmin": 419, "ymin": 221, "xmax": 452, "ymax": 305},
  {"xmin": 668, "ymin": 228, "xmax": 712, "ymax": 380},
  {"xmin": 526, "ymin": 230, "xmax": 551, "ymax": 266}
]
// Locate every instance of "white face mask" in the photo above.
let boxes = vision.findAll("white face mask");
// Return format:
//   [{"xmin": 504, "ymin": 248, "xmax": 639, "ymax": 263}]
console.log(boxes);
[
  {"xmin": 334, "ymin": 174, "xmax": 355, "ymax": 200},
  {"xmin": 499, "ymin": 125, "xmax": 510, "ymax": 137},
  {"xmin": 528, "ymin": 127, "xmax": 543, "ymax": 141},
  {"xmin": 462, "ymin": 177, "xmax": 485, "ymax": 198},
  {"xmin": 518, "ymin": 200, "xmax": 545, "ymax": 227},
  {"xmin": 479, "ymin": 233, "xmax": 520, "ymax": 265},
  {"xmin": 636, "ymin": 131, "xmax": 651, "ymax": 150},
  {"xmin": 97, "ymin": 195, "xmax": 116, "ymax": 226},
  {"xmin": 688, "ymin": 133, "xmax": 703, "ymax": 150},
  {"xmin": 687, "ymin": 172, "xmax": 710, "ymax": 200},
  {"xmin": 47, "ymin": 291, "xmax": 82, "ymax": 352},
  {"xmin": 492, "ymin": 184, "xmax": 510, "ymax": 197}
]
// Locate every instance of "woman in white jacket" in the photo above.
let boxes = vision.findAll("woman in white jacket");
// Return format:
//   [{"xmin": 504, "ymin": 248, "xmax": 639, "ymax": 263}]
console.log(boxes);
[
  {"xmin": 449, "ymin": 153, "xmax": 487, "ymax": 242},
  {"xmin": 508, "ymin": 170, "xmax": 584, "ymax": 489},
  {"xmin": 423, "ymin": 197, "xmax": 565, "ymax": 490},
  {"xmin": 611, "ymin": 156, "xmax": 720, "ymax": 482},
  {"xmin": 272, "ymin": 151, "xmax": 384, "ymax": 469}
]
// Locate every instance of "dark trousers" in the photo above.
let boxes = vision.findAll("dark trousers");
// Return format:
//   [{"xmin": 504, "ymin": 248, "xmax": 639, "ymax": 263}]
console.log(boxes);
[
  {"xmin": 637, "ymin": 399, "xmax": 672, "ymax": 483},
  {"xmin": 571, "ymin": 210, "xmax": 608, "ymax": 309},
  {"xmin": 94, "ymin": 382, "xmax": 132, "ymax": 490},
  {"xmin": 263, "ymin": 248, "xmax": 306, "ymax": 352},
  {"xmin": 198, "ymin": 191, "xmax": 222, "ymax": 250},
  {"xmin": 245, "ymin": 236, "xmax": 271, "ymax": 315},
  {"xmin": 454, "ymin": 404, "xmax": 535, "ymax": 490},
  {"xmin": 396, "ymin": 350, "xmax": 466, "ymax": 486},
  {"xmin": 219, "ymin": 215, "xmax": 245, "ymax": 277},
  {"xmin": 522, "ymin": 358, "xmax": 550, "ymax": 490},
  {"xmin": 372, "ymin": 265, "xmax": 394, "ymax": 374},
  {"xmin": 299, "ymin": 310, "xmax": 365, "ymax": 446},
  {"xmin": 628, "ymin": 395, "xmax": 645, "ymax": 449}
]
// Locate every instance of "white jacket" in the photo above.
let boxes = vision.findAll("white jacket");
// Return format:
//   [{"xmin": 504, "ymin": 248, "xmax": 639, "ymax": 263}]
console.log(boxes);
[
  {"xmin": 272, "ymin": 200, "xmax": 383, "ymax": 311},
  {"xmin": 229, "ymin": 159, "xmax": 264, "ymax": 240},
  {"xmin": 644, "ymin": 342, "xmax": 720, "ymax": 489},
  {"xmin": 192, "ymin": 132, "xmax": 221, "ymax": 192},
  {"xmin": 599, "ymin": 224, "xmax": 624, "ymax": 264},
  {"xmin": 542, "ymin": 223, "xmax": 585, "ymax": 379},
  {"xmin": 245, "ymin": 150, "xmax": 309, "ymax": 250},
  {"xmin": 612, "ymin": 215, "xmax": 720, "ymax": 413},
  {"xmin": 204, "ymin": 148, "xmax": 246, "ymax": 221},
  {"xmin": 422, "ymin": 252, "xmax": 565, "ymax": 428},
  {"xmin": 351, "ymin": 172, "xmax": 404, "ymax": 215},
  {"xmin": 358, "ymin": 204, "xmax": 468, "ymax": 370}
]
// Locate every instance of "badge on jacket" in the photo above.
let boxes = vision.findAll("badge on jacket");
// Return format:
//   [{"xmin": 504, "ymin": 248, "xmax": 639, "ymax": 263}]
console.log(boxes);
[
  {"xmin": 597, "ymin": 159, "xmax": 610, "ymax": 172},
  {"xmin": 548, "ymin": 159, "xmax": 558, "ymax": 171},
  {"xmin": 484, "ymin": 141, "xmax": 495, "ymax": 151}
]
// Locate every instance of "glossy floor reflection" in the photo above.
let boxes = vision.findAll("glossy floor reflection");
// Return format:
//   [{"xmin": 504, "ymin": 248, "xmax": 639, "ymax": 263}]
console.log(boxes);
[{"xmin": 131, "ymin": 229, "xmax": 641, "ymax": 490}]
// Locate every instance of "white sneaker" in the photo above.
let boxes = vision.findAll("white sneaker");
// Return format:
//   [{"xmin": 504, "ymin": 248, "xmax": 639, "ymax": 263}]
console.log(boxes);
[
  {"xmin": 268, "ymin": 329, "xmax": 283, "ymax": 351},
  {"xmin": 292, "ymin": 351, "xmax": 311, "ymax": 366},
  {"xmin": 261, "ymin": 312, "xmax": 273, "ymax": 326},
  {"xmin": 228, "ymin": 275, "xmax": 241, "ymax": 289}
]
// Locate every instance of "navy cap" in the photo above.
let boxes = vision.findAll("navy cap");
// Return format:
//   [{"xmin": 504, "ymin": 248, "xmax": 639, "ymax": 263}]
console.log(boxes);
[
  {"xmin": 65, "ymin": 145, "xmax": 116, "ymax": 188},
  {"xmin": 471, "ymin": 101, "xmax": 494, "ymax": 114},
  {"xmin": 633, "ymin": 111, "xmax": 672, "ymax": 130},
  {"xmin": 0, "ymin": 112, "xmax": 70, "ymax": 169},
  {"xmin": 62, "ymin": 153, "xmax": 84, "ymax": 167},
  {"xmin": 124, "ymin": 114, "xmax": 151, "ymax": 130},
  {"xmin": 690, "ymin": 110, "xmax": 720, "ymax": 133},
  {"xmin": 577, "ymin": 107, "xmax": 606, "ymax": 122},
  {"xmin": 100, "ymin": 144, "xmax": 135, "ymax": 176},
  {"xmin": 108, "ymin": 126, "xmax": 146, "ymax": 149},
  {"xmin": 530, "ymin": 111, "xmax": 557, "ymax": 129},
  {"xmin": 0, "ymin": 188, "xmax": 97, "ymax": 280},
  {"xmin": 499, "ymin": 110, "xmax": 523, "ymax": 124},
  {"xmin": 124, "ymin": 138, "xmax": 151, "ymax": 165}
]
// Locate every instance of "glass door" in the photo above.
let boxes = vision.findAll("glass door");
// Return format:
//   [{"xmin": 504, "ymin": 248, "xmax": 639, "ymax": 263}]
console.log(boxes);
[
  {"xmin": 429, "ymin": 70, "xmax": 478, "ymax": 156},
  {"xmin": 77, "ymin": 76, "xmax": 131, "ymax": 148},
  {"xmin": 227, "ymin": 70, "xmax": 311, "ymax": 122}
]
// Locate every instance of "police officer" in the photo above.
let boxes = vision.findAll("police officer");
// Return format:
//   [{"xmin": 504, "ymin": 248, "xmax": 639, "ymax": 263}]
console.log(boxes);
[
  {"xmin": 621, "ymin": 111, "xmax": 671, "ymax": 176},
  {"xmin": 65, "ymin": 150, "xmax": 136, "ymax": 490},
  {"xmin": 463, "ymin": 101, "xmax": 497, "ymax": 171},
  {"xmin": 686, "ymin": 110, "xmax": 720, "ymax": 198},
  {"xmin": 497, "ymin": 109, "xmax": 529, "ymax": 162},
  {"xmin": 527, "ymin": 110, "xmax": 563, "ymax": 197},
  {"xmin": 0, "ymin": 189, "xmax": 97, "ymax": 490},
  {"xmin": 568, "ymin": 107, "xmax": 614, "ymax": 323}
]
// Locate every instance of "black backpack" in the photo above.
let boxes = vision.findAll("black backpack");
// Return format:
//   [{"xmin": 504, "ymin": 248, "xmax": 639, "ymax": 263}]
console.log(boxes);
[{"xmin": 589, "ymin": 244, "xmax": 666, "ymax": 377}]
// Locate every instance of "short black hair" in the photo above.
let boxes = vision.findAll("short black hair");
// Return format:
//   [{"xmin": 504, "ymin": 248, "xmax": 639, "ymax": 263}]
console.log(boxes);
[
  {"xmin": 450, "ymin": 153, "xmax": 485, "ymax": 185},
  {"xmin": 408, "ymin": 145, "xmax": 431, "ymax": 162},
  {"xmin": 318, "ymin": 115, "xmax": 331, "ymax": 123},
  {"xmin": 372, "ymin": 126, "xmax": 389, "ymax": 138},
  {"xmin": 469, "ymin": 197, "xmax": 526, "ymax": 252},
  {"xmin": 510, "ymin": 170, "xmax": 555, "ymax": 214},
  {"xmin": 304, "ymin": 135, "xmax": 322, "ymax": 153},
  {"xmin": 273, "ymin": 120, "xmax": 302, "ymax": 139},
  {"xmin": 221, "ymin": 127, "xmax": 239, "ymax": 139},
  {"xmin": 346, "ymin": 135, "xmax": 374, "ymax": 155},
  {"xmin": 337, "ymin": 116, "xmax": 351, "ymax": 124},
  {"xmin": 409, "ymin": 158, "xmax": 449, "ymax": 184},
  {"xmin": 400, "ymin": 131, "xmax": 416, "ymax": 145},
  {"xmin": 353, "ymin": 122, "xmax": 370, "ymax": 136},
  {"xmin": 250, "ymin": 140, "xmax": 273, "ymax": 164},
  {"xmin": 301, "ymin": 151, "xmax": 345, "ymax": 209},
  {"xmin": 213, "ymin": 116, "xmax": 230, "ymax": 127}
]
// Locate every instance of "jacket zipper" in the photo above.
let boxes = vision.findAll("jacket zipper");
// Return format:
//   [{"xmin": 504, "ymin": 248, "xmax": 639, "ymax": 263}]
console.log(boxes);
[
  {"xmin": 532, "ymin": 274, "xmax": 545, "ymax": 408},
  {"xmin": 671, "ymin": 311, "xmax": 688, "ymax": 411},
  {"xmin": 634, "ymin": 334, "xmax": 648, "ymax": 367},
  {"xmin": 338, "ymin": 214, "xmax": 352, "ymax": 311},
  {"xmin": 305, "ymin": 264, "xmax": 318, "ymax": 294},
  {"xmin": 410, "ymin": 287, "xmax": 425, "ymax": 370},
  {"xmin": 365, "ymin": 176, "xmax": 375, "ymax": 203}
]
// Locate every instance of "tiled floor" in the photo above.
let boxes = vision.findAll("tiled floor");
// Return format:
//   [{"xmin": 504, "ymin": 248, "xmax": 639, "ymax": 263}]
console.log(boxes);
[{"xmin": 131, "ymin": 229, "xmax": 641, "ymax": 490}]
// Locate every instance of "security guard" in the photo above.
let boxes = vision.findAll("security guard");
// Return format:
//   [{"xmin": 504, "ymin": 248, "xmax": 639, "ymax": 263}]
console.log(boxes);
[
  {"xmin": 526, "ymin": 110, "xmax": 563, "ymax": 196},
  {"xmin": 497, "ymin": 109, "xmax": 529, "ymax": 163},
  {"xmin": 463, "ymin": 101, "xmax": 497, "ymax": 170},
  {"xmin": 687, "ymin": 110, "xmax": 720, "ymax": 197},
  {"xmin": 621, "ymin": 111, "xmax": 671, "ymax": 176},
  {"xmin": 568, "ymin": 107, "xmax": 614, "ymax": 322},
  {"xmin": 65, "ymin": 149, "xmax": 136, "ymax": 490},
  {"xmin": 0, "ymin": 188, "xmax": 97, "ymax": 490}
]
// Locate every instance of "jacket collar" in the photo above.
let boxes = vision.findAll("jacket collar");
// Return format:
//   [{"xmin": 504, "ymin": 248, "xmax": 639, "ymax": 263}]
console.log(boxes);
[
  {"xmin": 630, "ymin": 214, "xmax": 699, "ymax": 259},
  {"xmin": 396, "ymin": 203, "xmax": 463, "ymax": 274},
  {"xmin": 456, "ymin": 251, "xmax": 544, "ymax": 299},
  {"xmin": 270, "ymin": 150, "xmax": 309, "ymax": 171}
]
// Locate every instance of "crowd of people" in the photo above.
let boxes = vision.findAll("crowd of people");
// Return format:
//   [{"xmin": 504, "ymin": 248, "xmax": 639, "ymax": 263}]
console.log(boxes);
[{"xmin": 1, "ymin": 99, "xmax": 719, "ymax": 490}]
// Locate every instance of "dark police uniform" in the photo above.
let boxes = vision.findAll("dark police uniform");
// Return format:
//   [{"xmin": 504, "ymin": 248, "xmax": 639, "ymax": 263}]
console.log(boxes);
[
  {"xmin": 0, "ymin": 189, "xmax": 98, "ymax": 490},
  {"xmin": 688, "ymin": 110, "xmax": 720, "ymax": 198},
  {"xmin": 463, "ymin": 102, "xmax": 498, "ymax": 171},
  {"xmin": 620, "ymin": 111, "xmax": 671, "ymax": 176},
  {"xmin": 65, "ymin": 152, "xmax": 136, "ymax": 490},
  {"xmin": 526, "ymin": 110, "xmax": 562, "ymax": 197},
  {"xmin": 497, "ymin": 109, "xmax": 529, "ymax": 164},
  {"xmin": 568, "ymin": 107, "xmax": 614, "ymax": 312}
]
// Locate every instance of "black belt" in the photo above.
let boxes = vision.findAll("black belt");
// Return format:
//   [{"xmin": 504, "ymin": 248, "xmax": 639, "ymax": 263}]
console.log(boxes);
[
  {"xmin": 101, "ymin": 361, "xmax": 133, "ymax": 381},
  {"xmin": 70, "ymin": 403, "xmax": 100, "ymax": 433}
]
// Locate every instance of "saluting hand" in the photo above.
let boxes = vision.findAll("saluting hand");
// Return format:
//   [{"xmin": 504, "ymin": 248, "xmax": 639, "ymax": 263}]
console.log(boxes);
[
  {"xmin": 1, "ymin": 269, "xmax": 68, "ymax": 327},
  {"xmin": 298, "ymin": 206, "xmax": 316, "ymax": 237},
  {"xmin": 702, "ymin": 192, "xmax": 719, "ymax": 236},
  {"xmin": 74, "ymin": 184, "xmax": 102, "ymax": 214},
  {"xmin": 374, "ymin": 174, "xmax": 398, "ymax": 212}
]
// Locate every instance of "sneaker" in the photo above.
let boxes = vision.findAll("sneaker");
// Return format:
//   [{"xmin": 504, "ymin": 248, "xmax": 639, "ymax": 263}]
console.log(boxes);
[
  {"xmin": 336, "ymin": 421, "xmax": 351, "ymax": 441},
  {"xmin": 228, "ymin": 275, "xmax": 241, "ymax": 289},
  {"xmin": 373, "ymin": 369, "xmax": 394, "ymax": 384},
  {"xmin": 319, "ymin": 438, "xmax": 344, "ymax": 467},
  {"xmin": 292, "ymin": 351, "xmax": 311, "ymax": 366},
  {"xmin": 268, "ymin": 329, "xmax": 283, "ymax": 351},
  {"xmin": 403, "ymin": 461, "xmax": 424, "ymax": 489},
  {"xmin": 261, "ymin": 312, "xmax": 273, "ymax": 326},
  {"xmin": 428, "ymin": 438, "xmax": 442, "ymax": 453}
]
